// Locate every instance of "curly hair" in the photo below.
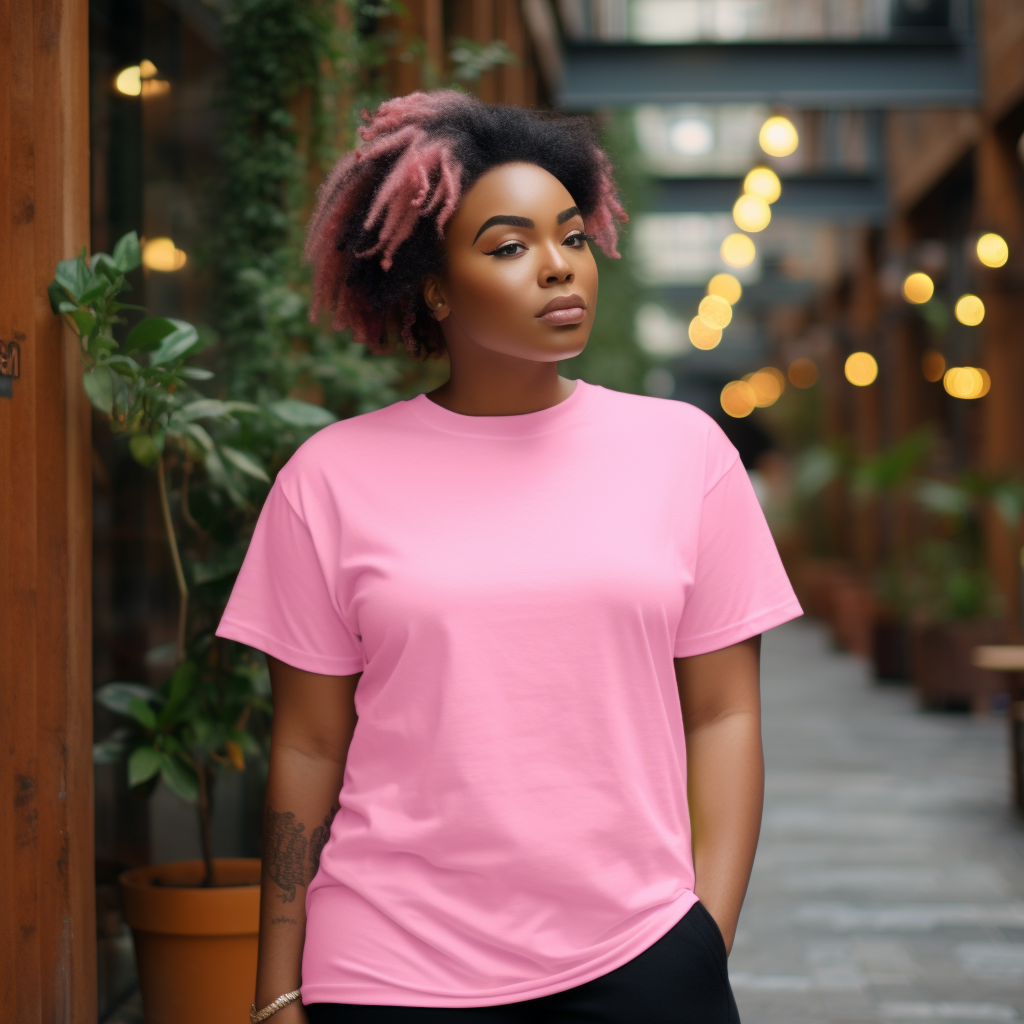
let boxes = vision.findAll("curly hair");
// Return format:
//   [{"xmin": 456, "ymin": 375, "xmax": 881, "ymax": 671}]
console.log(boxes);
[{"xmin": 304, "ymin": 90, "xmax": 628, "ymax": 358}]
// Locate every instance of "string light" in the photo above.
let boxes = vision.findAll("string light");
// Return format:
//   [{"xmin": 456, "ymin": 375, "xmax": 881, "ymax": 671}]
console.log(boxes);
[
  {"xmin": 698, "ymin": 294, "xmax": 733, "ymax": 330},
  {"xmin": 688, "ymin": 318, "xmax": 722, "ymax": 350},
  {"xmin": 142, "ymin": 237, "xmax": 187, "ymax": 272},
  {"xmin": 707, "ymin": 273, "xmax": 742, "ymax": 305},
  {"xmin": 954, "ymin": 294, "xmax": 985, "ymax": 326},
  {"xmin": 721, "ymin": 380, "xmax": 757, "ymax": 418},
  {"xmin": 743, "ymin": 167, "xmax": 781, "ymax": 204},
  {"xmin": 845, "ymin": 351, "xmax": 878, "ymax": 387},
  {"xmin": 976, "ymin": 233, "xmax": 1008, "ymax": 268},
  {"xmin": 746, "ymin": 367, "xmax": 785, "ymax": 407},
  {"xmin": 720, "ymin": 233, "xmax": 756, "ymax": 268},
  {"xmin": 902, "ymin": 272, "xmax": 934, "ymax": 304},
  {"xmin": 943, "ymin": 366, "xmax": 988, "ymax": 399},
  {"xmin": 732, "ymin": 194, "xmax": 771, "ymax": 233},
  {"xmin": 759, "ymin": 116, "xmax": 799, "ymax": 158}
]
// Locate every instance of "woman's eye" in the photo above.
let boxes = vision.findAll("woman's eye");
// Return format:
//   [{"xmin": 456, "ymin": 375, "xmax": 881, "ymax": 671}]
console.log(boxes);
[
  {"xmin": 564, "ymin": 232, "xmax": 591, "ymax": 248},
  {"xmin": 486, "ymin": 241, "xmax": 527, "ymax": 257}
]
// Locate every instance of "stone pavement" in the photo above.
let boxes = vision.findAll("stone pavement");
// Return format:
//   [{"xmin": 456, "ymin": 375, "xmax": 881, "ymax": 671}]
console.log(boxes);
[{"xmin": 733, "ymin": 621, "xmax": 1024, "ymax": 1023}]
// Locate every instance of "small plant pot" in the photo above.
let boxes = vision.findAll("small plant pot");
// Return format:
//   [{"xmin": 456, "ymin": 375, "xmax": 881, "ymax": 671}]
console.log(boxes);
[{"xmin": 120, "ymin": 858, "xmax": 261, "ymax": 1024}]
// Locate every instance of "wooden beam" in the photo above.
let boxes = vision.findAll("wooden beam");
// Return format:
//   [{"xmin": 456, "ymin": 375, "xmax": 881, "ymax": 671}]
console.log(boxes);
[{"xmin": 0, "ymin": 0, "xmax": 95, "ymax": 1021}]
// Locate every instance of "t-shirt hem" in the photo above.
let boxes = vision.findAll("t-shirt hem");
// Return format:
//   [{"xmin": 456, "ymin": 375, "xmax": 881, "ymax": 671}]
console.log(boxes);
[
  {"xmin": 673, "ymin": 599, "xmax": 804, "ymax": 659},
  {"xmin": 215, "ymin": 619, "xmax": 365, "ymax": 676},
  {"xmin": 299, "ymin": 890, "xmax": 698, "ymax": 1009}
]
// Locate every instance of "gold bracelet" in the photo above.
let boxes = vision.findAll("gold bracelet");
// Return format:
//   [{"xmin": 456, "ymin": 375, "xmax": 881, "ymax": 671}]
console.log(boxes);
[{"xmin": 250, "ymin": 989, "xmax": 301, "ymax": 1024}]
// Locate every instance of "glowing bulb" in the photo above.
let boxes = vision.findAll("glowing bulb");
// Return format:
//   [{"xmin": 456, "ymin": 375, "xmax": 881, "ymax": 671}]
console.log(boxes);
[
  {"xmin": 721, "ymin": 380, "xmax": 757, "ymax": 418},
  {"xmin": 139, "ymin": 59, "xmax": 158, "ymax": 78},
  {"xmin": 845, "ymin": 351, "xmax": 878, "ymax": 387},
  {"xmin": 733, "ymin": 194, "xmax": 771, "ymax": 233},
  {"xmin": 688, "ymin": 317, "xmax": 722, "ymax": 350},
  {"xmin": 698, "ymin": 294, "xmax": 733, "ymax": 330},
  {"xmin": 979, "ymin": 368, "xmax": 992, "ymax": 396},
  {"xmin": 787, "ymin": 358, "xmax": 818, "ymax": 388},
  {"xmin": 955, "ymin": 294, "xmax": 985, "ymax": 326},
  {"xmin": 902, "ymin": 272, "xmax": 934, "ymax": 304},
  {"xmin": 943, "ymin": 366, "xmax": 985, "ymax": 399},
  {"xmin": 976, "ymin": 233, "xmax": 1008, "ymax": 268},
  {"xmin": 720, "ymin": 233, "xmax": 756, "ymax": 268},
  {"xmin": 743, "ymin": 167, "xmax": 781, "ymax": 204},
  {"xmin": 747, "ymin": 367, "xmax": 784, "ymax": 407},
  {"xmin": 759, "ymin": 116, "xmax": 798, "ymax": 158},
  {"xmin": 115, "ymin": 66, "xmax": 142, "ymax": 96},
  {"xmin": 142, "ymin": 237, "xmax": 187, "ymax": 272},
  {"xmin": 921, "ymin": 349, "xmax": 945, "ymax": 382},
  {"xmin": 707, "ymin": 273, "xmax": 742, "ymax": 305}
]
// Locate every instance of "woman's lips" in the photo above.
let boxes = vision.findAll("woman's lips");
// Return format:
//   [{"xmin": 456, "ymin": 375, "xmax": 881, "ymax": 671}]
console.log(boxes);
[
  {"xmin": 538, "ymin": 306, "xmax": 587, "ymax": 325},
  {"xmin": 536, "ymin": 294, "xmax": 588, "ymax": 325}
]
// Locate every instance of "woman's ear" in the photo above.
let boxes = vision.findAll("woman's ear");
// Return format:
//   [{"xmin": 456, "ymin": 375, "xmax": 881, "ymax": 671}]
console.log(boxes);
[{"xmin": 423, "ymin": 276, "xmax": 449, "ymax": 321}]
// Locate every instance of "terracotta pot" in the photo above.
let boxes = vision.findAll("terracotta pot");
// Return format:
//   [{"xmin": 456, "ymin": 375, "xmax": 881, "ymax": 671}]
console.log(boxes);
[
  {"xmin": 830, "ymin": 576, "xmax": 875, "ymax": 656},
  {"xmin": 909, "ymin": 619, "xmax": 1007, "ymax": 712},
  {"xmin": 120, "ymin": 858, "xmax": 261, "ymax": 1024}
]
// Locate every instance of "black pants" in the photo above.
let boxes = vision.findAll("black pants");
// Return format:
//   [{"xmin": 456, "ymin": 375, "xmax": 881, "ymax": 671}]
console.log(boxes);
[{"xmin": 306, "ymin": 902, "xmax": 740, "ymax": 1024}]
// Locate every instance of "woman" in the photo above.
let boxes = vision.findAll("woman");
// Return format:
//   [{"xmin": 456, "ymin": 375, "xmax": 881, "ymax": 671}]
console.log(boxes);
[{"xmin": 218, "ymin": 90, "xmax": 802, "ymax": 1024}]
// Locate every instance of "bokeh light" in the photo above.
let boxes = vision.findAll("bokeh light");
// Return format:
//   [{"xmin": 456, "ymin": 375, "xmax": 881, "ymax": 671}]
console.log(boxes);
[
  {"xmin": 720, "ymin": 233, "xmax": 756, "ymax": 268},
  {"xmin": 747, "ymin": 367, "xmax": 785, "ymax": 407},
  {"xmin": 721, "ymin": 380, "xmax": 757, "ymax": 418},
  {"xmin": 943, "ymin": 366, "xmax": 987, "ymax": 399},
  {"xmin": 976, "ymin": 233, "xmax": 1008, "ymax": 268},
  {"xmin": 845, "ymin": 351, "xmax": 878, "ymax": 387},
  {"xmin": 688, "ymin": 317, "xmax": 722, "ymax": 350},
  {"xmin": 743, "ymin": 167, "xmax": 782, "ymax": 204},
  {"xmin": 955, "ymin": 294, "xmax": 985, "ymax": 326},
  {"xmin": 759, "ymin": 116, "xmax": 799, "ymax": 158},
  {"xmin": 902, "ymin": 272, "xmax": 934, "ymax": 304},
  {"xmin": 142, "ymin": 237, "xmax": 188, "ymax": 272},
  {"xmin": 788, "ymin": 357, "xmax": 818, "ymax": 388},
  {"xmin": 732, "ymin": 194, "xmax": 772, "ymax": 233},
  {"xmin": 707, "ymin": 273, "xmax": 743, "ymax": 305},
  {"xmin": 115, "ymin": 66, "xmax": 142, "ymax": 96},
  {"xmin": 698, "ymin": 294, "xmax": 733, "ymax": 330},
  {"xmin": 669, "ymin": 118, "xmax": 713, "ymax": 156},
  {"xmin": 921, "ymin": 349, "xmax": 946, "ymax": 382}
]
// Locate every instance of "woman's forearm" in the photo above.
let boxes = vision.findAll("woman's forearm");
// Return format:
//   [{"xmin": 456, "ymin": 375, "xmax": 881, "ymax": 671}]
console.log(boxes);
[
  {"xmin": 685, "ymin": 708, "xmax": 764, "ymax": 952},
  {"xmin": 255, "ymin": 745, "xmax": 346, "ymax": 1020}
]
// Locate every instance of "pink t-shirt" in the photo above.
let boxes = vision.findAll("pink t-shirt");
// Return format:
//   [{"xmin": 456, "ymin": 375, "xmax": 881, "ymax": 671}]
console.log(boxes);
[{"xmin": 217, "ymin": 380, "xmax": 801, "ymax": 1008}]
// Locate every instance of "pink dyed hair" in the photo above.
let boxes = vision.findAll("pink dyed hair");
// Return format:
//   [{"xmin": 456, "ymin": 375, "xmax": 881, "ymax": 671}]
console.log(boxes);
[{"xmin": 305, "ymin": 90, "xmax": 628, "ymax": 355}]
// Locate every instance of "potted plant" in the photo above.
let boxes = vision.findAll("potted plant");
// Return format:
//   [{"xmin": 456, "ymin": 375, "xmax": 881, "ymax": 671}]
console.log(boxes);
[{"xmin": 49, "ymin": 233, "xmax": 335, "ymax": 1024}]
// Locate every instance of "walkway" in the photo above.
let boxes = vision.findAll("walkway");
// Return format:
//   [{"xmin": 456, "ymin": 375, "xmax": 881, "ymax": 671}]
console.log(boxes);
[{"xmin": 734, "ymin": 621, "xmax": 1024, "ymax": 1023}]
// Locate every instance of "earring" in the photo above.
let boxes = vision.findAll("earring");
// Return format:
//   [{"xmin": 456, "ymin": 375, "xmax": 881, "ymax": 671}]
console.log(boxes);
[{"xmin": 434, "ymin": 301, "xmax": 444, "ymax": 309}]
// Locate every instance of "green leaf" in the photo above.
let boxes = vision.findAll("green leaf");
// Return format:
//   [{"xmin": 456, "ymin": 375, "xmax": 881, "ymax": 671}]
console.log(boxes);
[
  {"xmin": 149, "ymin": 321, "xmax": 199, "ymax": 365},
  {"xmin": 82, "ymin": 366, "xmax": 115, "ymax": 414},
  {"xmin": 204, "ymin": 448, "xmax": 247, "ymax": 509},
  {"xmin": 47, "ymin": 281, "xmax": 69, "ymax": 313},
  {"xmin": 178, "ymin": 367, "xmax": 214, "ymax": 381},
  {"xmin": 93, "ymin": 728, "xmax": 133, "ymax": 765},
  {"xmin": 269, "ymin": 398, "xmax": 337, "ymax": 428},
  {"xmin": 178, "ymin": 398, "xmax": 233, "ymax": 421},
  {"xmin": 69, "ymin": 309, "xmax": 97, "ymax": 336},
  {"xmin": 112, "ymin": 231, "xmax": 142, "ymax": 273},
  {"xmin": 54, "ymin": 255, "xmax": 90, "ymax": 301},
  {"xmin": 128, "ymin": 746, "xmax": 162, "ymax": 787},
  {"xmin": 129, "ymin": 433, "xmax": 162, "ymax": 468},
  {"xmin": 219, "ymin": 445, "xmax": 270, "ymax": 482},
  {"xmin": 159, "ymin": 753, "xmax": 200, "ymax": 802},
  {"xmin": 90, "ymin": 252, "xmax": 123, "ymax": 283},
  {"xmin": 125, "ymin": 317, "xmax": 178, "ymax": 354},
  {"xmin": 78, "ymin": 282, "xmax": 110, "ymax": 306},
  {"xmin": 127, "ymin": 696, "xmax": 158, "ymax": 730},
  {"xmin": 179, "ymin": 422, "xmax": 215, "ymax": 452},
  {"xmin": 95, "ymin": 682, "xmax": 164, "ymax": 715}
]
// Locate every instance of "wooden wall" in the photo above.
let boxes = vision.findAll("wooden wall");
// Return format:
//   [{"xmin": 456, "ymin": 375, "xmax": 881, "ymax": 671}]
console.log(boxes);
[{"xmin": 0, "ymin": 0, "xmax": 96, "ymax": 1021}]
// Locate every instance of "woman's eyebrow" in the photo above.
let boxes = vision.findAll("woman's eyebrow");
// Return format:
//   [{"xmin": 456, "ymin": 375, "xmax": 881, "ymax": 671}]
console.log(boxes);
[
  {"xmin": 557, "ymin": 206, "xmax": 581, "ymax": 224},
  {"xmin": 472, "ymin": 215, "xmax": 534, "ymax": 244}
]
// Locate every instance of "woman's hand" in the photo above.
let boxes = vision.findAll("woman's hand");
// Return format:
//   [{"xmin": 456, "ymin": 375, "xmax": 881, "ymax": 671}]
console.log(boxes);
[{"xmin": 675, "ymin": 635, "xmax": 763, "ymax": 955}]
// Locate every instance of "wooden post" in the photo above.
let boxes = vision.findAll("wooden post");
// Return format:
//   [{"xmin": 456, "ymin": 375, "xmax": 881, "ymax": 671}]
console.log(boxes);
[{"xmin": 0, "ymin": 0, "xmax": 96, "ymax": 1021}]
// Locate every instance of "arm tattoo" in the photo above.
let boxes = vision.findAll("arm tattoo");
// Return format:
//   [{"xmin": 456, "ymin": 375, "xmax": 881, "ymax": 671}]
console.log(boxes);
[
  {"xmin": 308, "ymin": 807, "xmax": 337, "ymax": 880},
  {"xmin": 271, "ymin": 915, "xmax": 297, "ymax": 925},
  {"xmin": 264, "ymin": 807, "xmax": 307, "ymax": 903}
]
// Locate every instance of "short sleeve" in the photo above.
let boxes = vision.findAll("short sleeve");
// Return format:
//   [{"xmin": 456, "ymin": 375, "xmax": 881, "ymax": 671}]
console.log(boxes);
[
  {"xmin": 216, "ymin": 482, "xmax": 365, "ymax": 675},
  {"xmin": 673, "ymin": 448, "xmax": 803, "ymax": 658}
]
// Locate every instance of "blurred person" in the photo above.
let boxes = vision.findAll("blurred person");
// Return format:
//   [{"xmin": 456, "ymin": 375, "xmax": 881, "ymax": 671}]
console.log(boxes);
[{"xmin": 218, "ymin": 91, "xmax": 801, "ymax": 1024}]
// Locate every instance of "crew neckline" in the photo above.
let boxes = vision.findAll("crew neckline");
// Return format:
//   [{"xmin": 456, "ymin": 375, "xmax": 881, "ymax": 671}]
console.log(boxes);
[{"xmin": 406, "ymin": 379, "xmax": 595, "ymax": 438}]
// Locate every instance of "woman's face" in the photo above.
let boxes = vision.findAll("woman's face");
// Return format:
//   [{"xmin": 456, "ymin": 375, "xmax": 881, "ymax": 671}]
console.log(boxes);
[{"xmin": 426, "ymin": 162, "xmax": 599, "ymax": 363}]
